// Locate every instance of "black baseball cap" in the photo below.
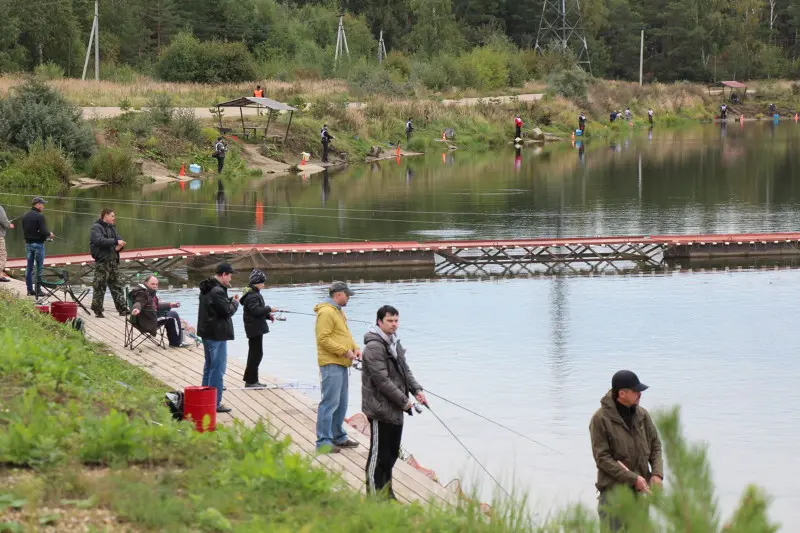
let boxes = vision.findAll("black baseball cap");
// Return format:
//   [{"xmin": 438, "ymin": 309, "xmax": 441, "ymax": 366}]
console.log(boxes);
[
  {"xmin": 32, "ymin": 196, "xmax": 47, "ymax": 205},
  {"xmin": 611, "ymin": 370, "xmax": 648, "ymax": 392},
  {"xmin": 215, "ymin": 263, "xmax": 235, "ymax": 275}
]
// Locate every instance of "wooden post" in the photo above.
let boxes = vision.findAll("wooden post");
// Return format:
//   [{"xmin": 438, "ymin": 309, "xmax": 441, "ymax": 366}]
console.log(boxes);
[
  {"xmin": 284, "ymin": 110, "xmax": 294, "ymax": 145},
  {"xmin": 217, "ymin": 106, "xmax": 222, "ymax": 132},
  {"xmin": 265, "ymin": 108, "xmax": 273, "ymax": 141},
  {"xmin": 239, "ymin": 107, "xmax": 245, "ymax": 136}
]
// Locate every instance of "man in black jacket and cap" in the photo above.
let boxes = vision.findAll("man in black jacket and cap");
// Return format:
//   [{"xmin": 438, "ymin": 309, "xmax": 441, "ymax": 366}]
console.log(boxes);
[
  {"xmin": 21, "ymin": 196, "xmax": 54, "ymax": 296},
  {"xmin": 198, "ymin": 263, "xmax": 240, "ymax": 413},
  {"xmin": 89, "ymin": 208, "xmax": 128, "ymax": 317},
  {"xmin": 361, "ymin": 305, "xmax": 428, "ymax": 499}
]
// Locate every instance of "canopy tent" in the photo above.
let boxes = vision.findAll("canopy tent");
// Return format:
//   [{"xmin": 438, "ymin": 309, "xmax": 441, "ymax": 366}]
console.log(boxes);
[
  {"xmin": 214, "ymin": 97, "xmax": 299, "ymax": 143},
  {"xmin": 708, "ymin": 81, "xmax": 748, "ymax": 101}
]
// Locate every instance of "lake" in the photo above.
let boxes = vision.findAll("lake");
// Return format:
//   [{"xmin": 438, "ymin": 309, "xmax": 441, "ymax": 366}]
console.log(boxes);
[{"xmin": 2, "ymin": 121, "xmax": 799, "ymax": 527}]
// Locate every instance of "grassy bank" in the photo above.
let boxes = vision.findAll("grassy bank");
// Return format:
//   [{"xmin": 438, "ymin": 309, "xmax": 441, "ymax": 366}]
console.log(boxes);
[
  {"xmin": 0, "ymin": 290, "xmax": 532, "ymax": 532},
  {"xmin": 0, "ymin": 289, "xmax": 782, "ymax": 532}
]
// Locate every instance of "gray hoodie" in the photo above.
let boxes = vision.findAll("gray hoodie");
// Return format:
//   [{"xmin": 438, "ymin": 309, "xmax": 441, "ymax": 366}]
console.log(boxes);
[{"xmin": 0, "ymin": 206, "xmax": 10, "ymax": 238}]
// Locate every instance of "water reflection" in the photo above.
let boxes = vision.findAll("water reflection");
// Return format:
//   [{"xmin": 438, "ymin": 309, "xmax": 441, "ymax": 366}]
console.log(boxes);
[{"xmin": 6, "ymin": 122, "xmax": 800, "ymax": 259}]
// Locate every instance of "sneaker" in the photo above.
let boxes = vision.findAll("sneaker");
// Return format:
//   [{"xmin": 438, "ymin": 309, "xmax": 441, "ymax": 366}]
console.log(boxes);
[
  {"xmin": 118, "ymin": 309, "xmax": 129, "ymax": 316},
  {"xmin": 216, "ymin": 404, "xmax": 232, "ymax": 413},
  {"xmin": 316, "ymin": 445, "xmax": 341, "ymax": 454},
  {"xmin": 170, "ymin": 341, "xmax": 194, "ymax": 348},
  {"xmin": 334, "ymin": 439, "xmax": 359, "ymax": 449},
  {"xmin": 0, "ymin": 277, "xmax": 10, "ymax": 283},
  {"xmin": 245, "ymin": 382, "xmax": 267, "ymax": 388},
  {"xmin": 93, "ymin": 310, "xmax": 105, "ymax": 318}
]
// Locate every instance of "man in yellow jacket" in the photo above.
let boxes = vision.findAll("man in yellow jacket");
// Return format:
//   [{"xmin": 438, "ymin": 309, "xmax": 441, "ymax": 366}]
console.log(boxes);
[{"xmin": 315, "ymin": 281, "xmax": 362, "ymax": 453}]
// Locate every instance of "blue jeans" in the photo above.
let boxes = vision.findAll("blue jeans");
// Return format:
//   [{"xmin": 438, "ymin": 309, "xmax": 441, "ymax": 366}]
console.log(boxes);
[
  {"xmin": 201, "ymin": 339, "xmax": 228, "ymax": 407},
  {"xmin": 25, "ymin": 242, "xmax": 45, "ymax": 294},
  {"xmin": 316, "ymin": 364, "xmax": 350, "ymax": 449}
]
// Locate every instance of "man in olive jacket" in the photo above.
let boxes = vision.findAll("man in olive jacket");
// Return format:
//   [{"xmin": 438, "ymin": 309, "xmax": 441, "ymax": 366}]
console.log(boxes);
[
  {"xmin": 361, "ymin": 305, "xmax": 427, "ymax": 499},
  {"xmin": 198, "ymin": 263, "xmax": 239, "ymax": 413},
  {"xmin": 589, "ymin": 370, "xmax": 663, "ymax": 531},
  {"xmin": 89, "ymin": 208, "xmax": 127, "ymax": 317}
]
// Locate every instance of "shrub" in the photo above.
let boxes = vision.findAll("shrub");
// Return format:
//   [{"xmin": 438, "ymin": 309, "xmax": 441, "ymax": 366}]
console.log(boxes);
[
  {"xmin": 0, "ymin": 139, "xmax": 73, "ymax": 190},
  {"xmin": 547, "ymin": 67, "xmax": 592, "ymax": 100},
  {"xmin": 459, "ymin": 47, "xmax": 510, "ymax": 90},
  {"xmin": 146, "ymin": 93, "xmax": 174, "ymax": 126},
  {"xmin": 156, "ymin": 33, "xmax": 258, "ymax": 83},
  {"xmin": 33, "ymin": 61, "xmax": 65, "ymax": 80},
  {"xmin": 170, "ymin": 108, "xmax": 202, "ymax": 143},
  {"xmin": 88, "ymin": 146, "xmax": 139, "ymax": 185},
  {"xmin": 0, "ymin": 77, "xmax": 95, "ymax": 159},
  {"xmin": 128, "ymin": 112, "xmax": 155, "ymax": 138}
]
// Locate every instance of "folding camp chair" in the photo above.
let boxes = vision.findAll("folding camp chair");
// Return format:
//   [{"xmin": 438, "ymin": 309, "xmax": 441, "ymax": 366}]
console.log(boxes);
[
  {"xmin": 123, "ymin": 288, "xmax": 167, "ymax": 350},
  {"xmin": 36, "ymin": 267, "xmax": 91, "ymax": 313}
]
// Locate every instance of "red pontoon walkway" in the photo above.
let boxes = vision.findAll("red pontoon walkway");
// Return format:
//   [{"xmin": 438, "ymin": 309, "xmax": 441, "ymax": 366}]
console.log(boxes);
[{"xmin": 6, "ymin": 232, "xmax": 800, "ymax": 276}]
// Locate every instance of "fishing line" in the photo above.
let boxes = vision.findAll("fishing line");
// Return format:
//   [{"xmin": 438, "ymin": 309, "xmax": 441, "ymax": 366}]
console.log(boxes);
[
  {"xmin": 424, "ymin": 390, "xmax": 562, "ymax": 455},
  {"xmin": 424, "ymin": 404, "xmax": 512, "ymax": 500},
  {"xmin": 0, "ymin": 203, "xmax": 365, "ymax": 242},
  {"xmin": 0, "ymin": 191, "xmax": 551, "ymax": 219}
]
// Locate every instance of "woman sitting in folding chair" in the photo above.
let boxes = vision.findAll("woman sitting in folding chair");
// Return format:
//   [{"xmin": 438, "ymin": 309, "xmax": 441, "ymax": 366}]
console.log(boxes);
[{"xmin": 130, "ymin": 275, "xmax": 190, "ymax": 348}]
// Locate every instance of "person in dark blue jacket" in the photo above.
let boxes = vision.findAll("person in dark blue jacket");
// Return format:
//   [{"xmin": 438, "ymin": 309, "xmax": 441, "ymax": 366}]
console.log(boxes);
[{"xmin": 240, "ymin": 269, "xmax": 282, "ymax": 387}]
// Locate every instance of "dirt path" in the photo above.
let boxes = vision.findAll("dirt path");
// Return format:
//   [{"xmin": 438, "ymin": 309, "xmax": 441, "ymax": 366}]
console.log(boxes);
[
  {"xmin": 239, "ymin": 144, "xmax": 294, "ymax": 176},
  {"xmin": 81, "ymin": 93, "xmax": 546, "ymax": 118}
]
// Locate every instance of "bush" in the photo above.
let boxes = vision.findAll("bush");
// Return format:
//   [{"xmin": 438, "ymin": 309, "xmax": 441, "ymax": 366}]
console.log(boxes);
[
  {"xmin": 169, "ymin": 108, "xmax": 202, "ymax": 143},
  {"xmin": 146, "ymin": 93, "xmax": 174, "ymax": 126},
  {"xmin": 156, "ymin": 33, "xmax": 258, "ymax": 83},
  {"xmin": 127, "ymin": 112, "xmax": 156, "ymax": 138},
  {"xmin": 33, "ymin": 61, "xmax": 65, "ymax": 80},
  {"xmin": 459, "ymin": 47, "xmax": 510, "ymax": 90},
  {"xmin": 87, "ymin": 146, "xmax": 139, "ymax": 185},
  {"xmin": 0, "ymin": 139, "xmax": 73, "ymax": 190},
  {"xmin": 547, "ymin": 67, "xmax": 592, "ymax": 100},
  {"xmin": 0, "ymin": 78, "xmax": 95, "ymax": 159}
]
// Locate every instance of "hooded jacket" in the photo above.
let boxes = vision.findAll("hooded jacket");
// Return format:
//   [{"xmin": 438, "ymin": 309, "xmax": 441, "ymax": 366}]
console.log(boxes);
[
  {"xmin": 361, "ymin": 327, "xmax": 422, "ymax": 425},
  {"xmin": 589, "ymin": 390, "xmax": 664, "ymax": 493},
  {"xmin": 240, "ymin": 285, "xmax": 272, "ymax": 338},
  {"xmin": 197, "ymin": 277, "xmax": 239, "ymax": 341},
  {"xmin": 130, "ymin": 284, "xmax": 171, "ymax": 334},
  {"xmin": 314, "ymin": 300, "xmax": 358, "ymax": 367},
  {"xmin": 90, "ymin": 218, "xmax": 122, "ymax": 263}
]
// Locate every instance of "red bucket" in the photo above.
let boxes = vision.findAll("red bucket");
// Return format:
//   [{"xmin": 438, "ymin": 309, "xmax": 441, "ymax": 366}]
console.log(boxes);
[
  {"xmin": 183, "ymin": 386, "xmax": 217, "ymax": 432},
  {"xmin": 50, "ymin": 301, "xmax": 78, "ymax": 323},
  {"xmin": 35, "ymin": 304, "xmax": 50, "ymax": 314}
]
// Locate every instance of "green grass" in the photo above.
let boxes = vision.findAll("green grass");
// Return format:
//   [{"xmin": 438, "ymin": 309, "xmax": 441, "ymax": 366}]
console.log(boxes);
[{"xmin": 0, "ymin": 290, "xmax": 539, "ymax": 532}]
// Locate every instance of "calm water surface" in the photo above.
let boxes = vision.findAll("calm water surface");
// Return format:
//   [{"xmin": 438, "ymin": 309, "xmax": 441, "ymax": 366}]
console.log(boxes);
[{"xmin": 3, "ymin": 122, "xmax": 800, "ymax": 526}]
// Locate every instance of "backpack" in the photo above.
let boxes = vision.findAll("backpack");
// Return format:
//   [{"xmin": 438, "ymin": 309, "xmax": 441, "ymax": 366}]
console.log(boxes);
[{"xmin": 164, "ymin": 391, "xmax": 184, "ymax": 421}]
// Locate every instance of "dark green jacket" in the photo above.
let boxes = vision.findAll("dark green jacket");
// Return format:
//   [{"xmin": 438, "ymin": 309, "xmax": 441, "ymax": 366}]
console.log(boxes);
[{"xmin": 589, "ymin": 390, "xmax": 664, "ymax": 493}]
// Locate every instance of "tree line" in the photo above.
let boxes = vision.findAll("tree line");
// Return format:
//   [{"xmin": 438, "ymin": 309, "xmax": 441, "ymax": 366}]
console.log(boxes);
[{"xmin": 4, "ymin": 0, "xmax": 800, "ymax": 83}]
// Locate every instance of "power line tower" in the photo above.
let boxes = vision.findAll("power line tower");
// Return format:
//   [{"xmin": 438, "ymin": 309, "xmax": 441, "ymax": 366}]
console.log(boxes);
[
  {"xmin": 377, "ymin": 30, "xmax": 387, "ymax": 64},
  {"xmin": 534, "ymin": 0, "xmax": 591, "ymax": 74},
  {"xmin": 334, "ymin": 13, "xmax": 350, "ymax": 70}
]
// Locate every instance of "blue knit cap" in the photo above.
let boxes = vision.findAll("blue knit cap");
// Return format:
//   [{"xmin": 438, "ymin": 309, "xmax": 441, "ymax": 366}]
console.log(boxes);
[{"xmin": 249, "ymin": 269, "xmax": 267, "ymax": 285}]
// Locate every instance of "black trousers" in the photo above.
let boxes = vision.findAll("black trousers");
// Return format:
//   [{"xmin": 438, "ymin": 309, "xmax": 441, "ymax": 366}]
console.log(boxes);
[
  {"xmin": 321, "ymin": 142, "xmax": 329, "ymax": 162},
  {"xmin": 157, "ymin": 311, "xmax": 182, "ymax": 347},
  {"xmin": 217, "ymin": 156, "xmax": 225, "ymax": 173},
  {"xmin": 515, "ymin": 125, "xmax": 521, "ymax": 138},
  {"xmin": 243, "ymin": 335, "xmax": 264, "ymax": 384},
  {"xmin": 365, "ymin": 418, "xmax": 403, "ymax": 498}
]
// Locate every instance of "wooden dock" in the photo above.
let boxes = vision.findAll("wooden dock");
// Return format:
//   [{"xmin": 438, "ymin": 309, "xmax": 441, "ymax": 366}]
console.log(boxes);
[{"xmin": 2, "ymin": 279, "xmax": 455, "ymax": 507}]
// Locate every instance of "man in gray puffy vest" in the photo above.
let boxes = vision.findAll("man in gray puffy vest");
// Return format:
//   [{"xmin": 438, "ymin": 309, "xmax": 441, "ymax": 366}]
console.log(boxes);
[{"xmin": 360, "ymin": 305, "xmax": 427, "ymax": 499}]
